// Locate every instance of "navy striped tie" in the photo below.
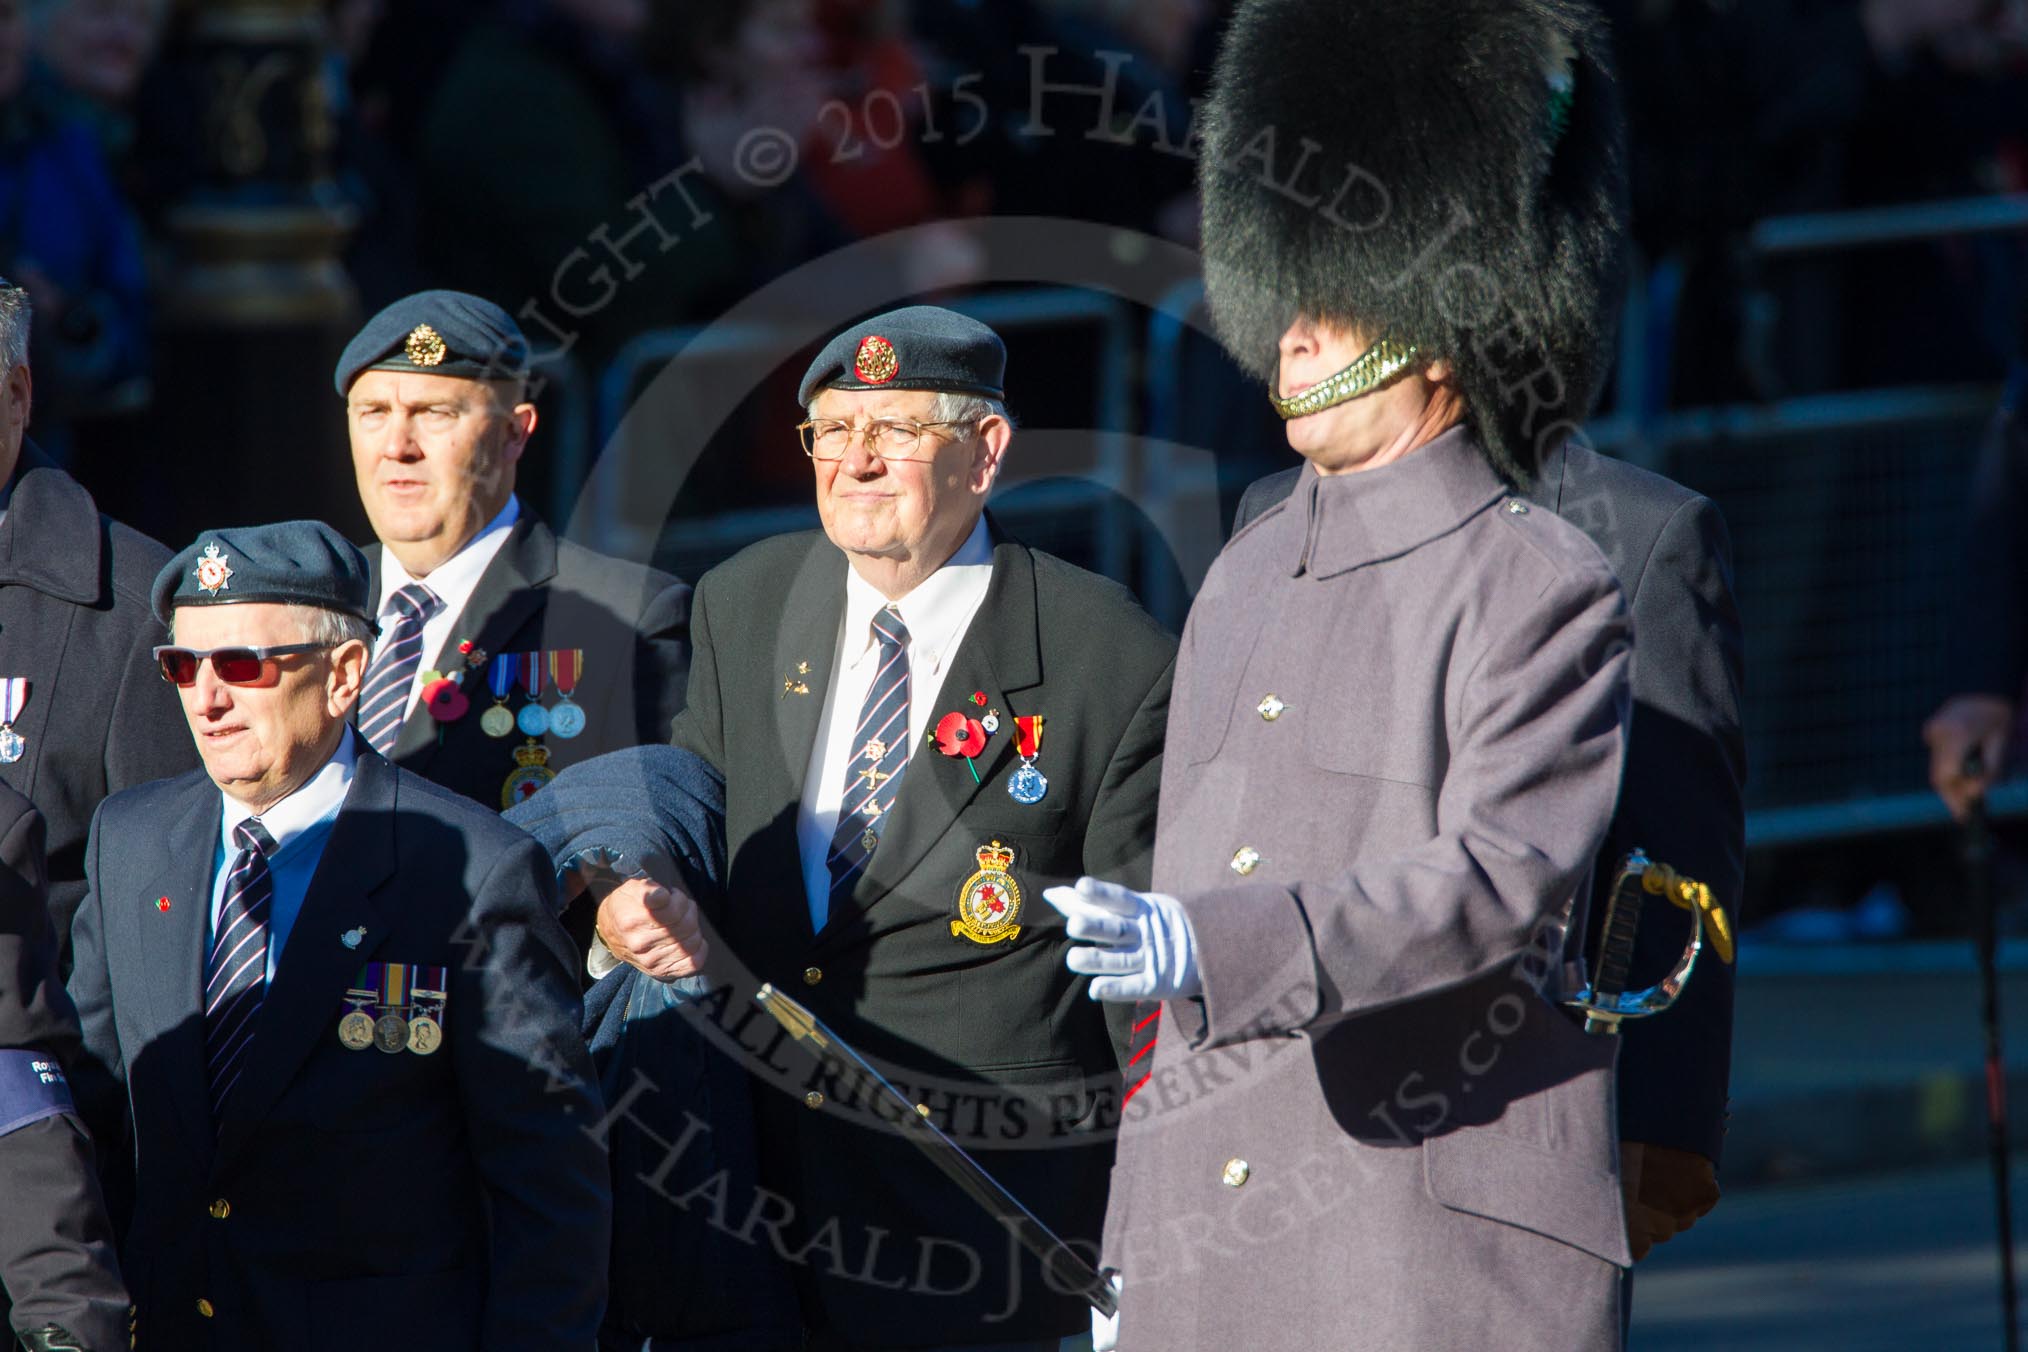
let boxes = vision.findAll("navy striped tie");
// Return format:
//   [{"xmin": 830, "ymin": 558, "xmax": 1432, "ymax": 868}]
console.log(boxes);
[
  {"xmin": 357, "ymin": 582, "xmax": 441, "ymax": 755},
  {"xmin": 827, "ymin": 609, "xmax": 912, "ymax": 899},
  {"xmin": 206, "ymin": 819, "xmax": 276, "ymax": 1122}
]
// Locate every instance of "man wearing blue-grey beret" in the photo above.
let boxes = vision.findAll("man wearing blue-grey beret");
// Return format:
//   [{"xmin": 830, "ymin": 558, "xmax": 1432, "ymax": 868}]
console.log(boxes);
[
  {"xmin": 586, "ymin": 304, "xmax": 1176, "ymax": 1349},
  {"xmin": 63, "ymin": 520, "xmax": 610, "ymax": 1351},
  {"xmin": 335, "ymin": 289, "xmax": 691, "ymax": 838}
]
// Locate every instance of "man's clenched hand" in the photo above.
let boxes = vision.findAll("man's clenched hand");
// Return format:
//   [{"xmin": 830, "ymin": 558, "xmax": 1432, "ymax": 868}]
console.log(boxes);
[{"xmin": 595, "ymin": 877, "xmax": 709, "ymax": 981}]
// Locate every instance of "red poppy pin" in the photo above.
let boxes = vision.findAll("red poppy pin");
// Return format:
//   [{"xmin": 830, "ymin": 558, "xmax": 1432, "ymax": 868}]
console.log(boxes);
[
  {"xmin": 422, "ymin": 676, "xmax": 470, "ymax": 722},
  {"xmin": 934, "ymin": 711, "xmax": 988, "ymax": 758}
]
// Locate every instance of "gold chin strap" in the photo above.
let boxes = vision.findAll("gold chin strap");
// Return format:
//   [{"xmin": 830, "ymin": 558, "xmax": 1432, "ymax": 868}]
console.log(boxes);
[{"xmin": 1268, "ymin": 336, "xmax": 1422, "ymax": 420}]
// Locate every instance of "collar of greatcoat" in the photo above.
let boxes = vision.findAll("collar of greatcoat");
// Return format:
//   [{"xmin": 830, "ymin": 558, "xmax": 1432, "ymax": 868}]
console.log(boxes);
[
  {"xmin": 0, "ymin": 440, "xmax": 104, "ymax": 603},
  {"xmin": 1287, "ymin": 423, "xmax": 1511, "ymax": 579}
]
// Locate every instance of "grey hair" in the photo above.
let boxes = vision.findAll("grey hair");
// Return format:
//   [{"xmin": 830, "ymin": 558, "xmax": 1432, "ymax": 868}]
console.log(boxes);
[
  {"xmin": 0, "ymin": 286, "xmax": 31, "ymax": 373},
  {"xmin": 171, "ymin": 604, "xmax": 373, "ymax": 649},
  {"xmin": 289, "ymin": 605, "xmax": 375, "ymax": 650},
  {"xmin": 929, "ymin": 392, "xmax": 1014, "ymax": 430}
]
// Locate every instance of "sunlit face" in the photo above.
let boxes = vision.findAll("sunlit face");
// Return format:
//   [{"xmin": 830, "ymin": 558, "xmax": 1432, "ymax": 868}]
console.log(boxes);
[
  {"xmin": 346, "ymin": 370, "xmax": 533, "ymax": 575},
  {"xmin": 169, "ymin": 603, "xmax": 367, "ymax": 811},
  {"xmin": 36, "ymin": 0, "xmax": 162, "ymax": 104},
  {"xmin": 809, "ymin": 387, "xmax": 1002, "ymax": 571},
  {"xmin": 1276, "ymin": 316, "xmax": 1450, "ymax": 472}
]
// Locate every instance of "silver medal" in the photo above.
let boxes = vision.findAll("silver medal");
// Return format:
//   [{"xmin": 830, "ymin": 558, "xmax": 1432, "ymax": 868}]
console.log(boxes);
[
  {"xmin": 516, "ymin": 701, "xmax": 551, "ymax": 737},
  {"xmin": 1007, "ymin": 763, "xmax": 1048, "ymax": 805},
  {"xmin": 0, "ymin": 727, "xmax": 23, "ymax": 764}
]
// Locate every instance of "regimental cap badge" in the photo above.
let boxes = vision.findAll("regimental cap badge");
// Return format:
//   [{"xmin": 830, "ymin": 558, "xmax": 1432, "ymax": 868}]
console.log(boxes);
[
  {"xmin": 952, "ymin": 839, "xmax": 1022, "ymax": 946},
  {"xmin": 854, "ymin": 334, "xmax": 899, "ymax": 385},
  {"xmin": 194, "ymin": 542, "xmax": 233, "ymax": 595},
  {"xmin": 404, "ymin": 323, "xmax": 448, "ymax": 367}
]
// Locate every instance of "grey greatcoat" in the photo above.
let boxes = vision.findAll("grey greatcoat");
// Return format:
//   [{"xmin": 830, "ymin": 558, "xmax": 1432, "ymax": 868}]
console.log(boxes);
[{"xmin": 1103, "ymin": 428, "xmax": 1634, "ymax": 1351}]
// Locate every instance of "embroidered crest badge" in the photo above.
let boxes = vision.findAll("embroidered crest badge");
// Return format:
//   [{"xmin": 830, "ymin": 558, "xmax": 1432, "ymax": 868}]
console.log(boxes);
[{"xmin": 952, "ymin": 840, "xmax": 1022, "ymax": 945}]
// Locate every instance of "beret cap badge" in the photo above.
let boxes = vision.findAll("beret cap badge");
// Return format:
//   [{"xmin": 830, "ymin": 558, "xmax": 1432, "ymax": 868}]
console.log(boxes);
[
  {"xmin": 853, "ymin": 334, "xmax": 899, "ymax": 385},
  {"xmin": 194, "ymin": 542, "xmax": 233, "ymax": 596},
  {"xmin": 404, "ymin": 323, "xmax": 448, "ymax": 367}
]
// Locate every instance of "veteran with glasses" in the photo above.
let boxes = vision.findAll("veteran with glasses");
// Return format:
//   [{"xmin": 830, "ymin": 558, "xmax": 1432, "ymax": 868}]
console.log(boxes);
[
  {"xmin": 582, "ymin": 305, "xmax": 1176, "ymax": 1350},
  {"xmin": 65, "ymin": 520, "xmax": 609, "ymax": 1352}
]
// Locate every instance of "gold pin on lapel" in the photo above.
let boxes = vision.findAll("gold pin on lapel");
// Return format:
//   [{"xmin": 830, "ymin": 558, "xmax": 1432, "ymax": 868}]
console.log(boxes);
[{"xmin": 781, "ymin": 661, "xmax": 812, "ymax": 698}]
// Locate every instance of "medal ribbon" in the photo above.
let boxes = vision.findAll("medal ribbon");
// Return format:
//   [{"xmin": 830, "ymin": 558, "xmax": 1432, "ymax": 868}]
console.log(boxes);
[
  {"xmin": 1014, "ymin": 715, "xmax": 1042, "ymax": 760},
  {"xmin": 488, "ymin": 654, "xmax": 516, "ymax": 700},
  {"xmin": 548, "ymin": 649, "xmax": 582, "ymax": 697},
  {"xmin": 518, "ymin": 653, "xmax": 545, "ymax": 700},
  {"xmin": 378, "ymin": 961, "xmax": 407, "ymax": 1015},
  {"xmin": 0, "ymin": 677, "xmax": 25, "ymax": 725}
]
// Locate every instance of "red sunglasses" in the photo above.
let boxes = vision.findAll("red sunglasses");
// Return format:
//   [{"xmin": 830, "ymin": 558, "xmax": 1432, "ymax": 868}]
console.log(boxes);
[{"xmin": 153, "ymin": 643, "xmax": 332, "ymax": 687}]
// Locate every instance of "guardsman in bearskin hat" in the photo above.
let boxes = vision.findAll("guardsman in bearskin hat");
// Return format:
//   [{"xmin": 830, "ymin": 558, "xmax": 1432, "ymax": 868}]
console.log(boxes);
[{"xmin": 1047, "ymin": 1, "xmax": 1641, "ymax": 1347}]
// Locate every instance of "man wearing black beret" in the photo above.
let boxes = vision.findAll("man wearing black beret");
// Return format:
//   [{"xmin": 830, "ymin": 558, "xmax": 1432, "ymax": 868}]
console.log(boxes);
[
  {"xmin": 335, "ymin": 289, "xmax": 691, "ymax": 828},
  {"xmin": 64, "ymin": 520, "xmax": 610, "ymax": 1350},
  {"xmin": 586, "ymin": 304, "xmax": 1176, "ymax": 1349},
  {"xmin": 0, "ymin": 278, "xmax": 196, "ymax": 978}
]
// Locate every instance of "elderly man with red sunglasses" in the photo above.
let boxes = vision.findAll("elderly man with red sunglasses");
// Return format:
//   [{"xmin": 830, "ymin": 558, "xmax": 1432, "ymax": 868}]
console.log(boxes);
[{"xmin": 63, "ymin": 519, "xmax": 610, "ymax": 1352}]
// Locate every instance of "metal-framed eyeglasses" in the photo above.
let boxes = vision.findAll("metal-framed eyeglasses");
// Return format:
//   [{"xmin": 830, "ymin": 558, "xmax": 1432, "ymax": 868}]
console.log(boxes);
[
  {"xmin": 796, "ymin": 417, "xmax": 979, "ymax": 462},
  {"xmin": 153, "ymin": 643, "xmax": 334, "ymax": 687}
]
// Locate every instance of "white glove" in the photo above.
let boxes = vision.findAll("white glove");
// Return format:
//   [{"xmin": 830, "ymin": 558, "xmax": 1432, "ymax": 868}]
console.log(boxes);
[
  {"xmin": 1093, "ymin": 1271, "xmax": 1123, "ymax": 1351},
  {"xmin": 1044, "ymin": 876, "xmax": 1201, "ymax": 1002}
]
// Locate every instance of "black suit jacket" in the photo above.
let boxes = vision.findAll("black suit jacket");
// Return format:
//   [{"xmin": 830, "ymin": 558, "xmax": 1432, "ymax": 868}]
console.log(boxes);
[
  {"xmin": 65, "ymin": 747, "xmax": 611, "ymax": 1351},
  {"xmin": 0, "ymin": 784, "xmax": 126, "ymax": 1351},
  {"xmin": 365, "ymin": 512, "xmax": 691, "ymax": 813},
  {"xmin": 1234, "ymin": 440, "xmax": 1746, "ymax": 1166},
  {"xmin": 0, "ymin": 444, "xmax": 198, "ymax": 971},
  {"xmin": 670, "ymin": 522, "xmax": 1174, "ymax": 1347}
]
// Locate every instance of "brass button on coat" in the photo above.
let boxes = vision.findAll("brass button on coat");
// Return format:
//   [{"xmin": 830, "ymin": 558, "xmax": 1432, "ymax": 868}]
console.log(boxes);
[
  {"xmin": 208, "ymin": 1199, "xmax": 230, "ymax": 1220},
  {"xmin": 1222, "ymin": 1158, "xmax": 1251, "ymax": 1187},
  {"xmin": 803, "ymin": 966, "xmax": 823, "ymax": 986},
  {"xmin": 804, "ymin": 1091, "xmax": 825, "ymax": 1110},
  {"xmin": 1231, "ymin": 846, "xmax": 1261, "ymax": 876},
  {"xmin": 196, "ymin": 1299, "xmax": 215, "ymax": 1319}
]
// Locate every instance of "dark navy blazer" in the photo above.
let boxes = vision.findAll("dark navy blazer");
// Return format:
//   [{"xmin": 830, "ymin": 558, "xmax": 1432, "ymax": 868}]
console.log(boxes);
[{"xmin": 66, "ymin": 743, "xmax": 611, "ymax": 1350}]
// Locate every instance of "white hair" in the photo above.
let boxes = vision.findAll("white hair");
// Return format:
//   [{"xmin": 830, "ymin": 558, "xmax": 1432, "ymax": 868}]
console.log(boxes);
[
  {"xmin": 929, "ymin": 391, "xmax": 1014, "ymax": 429},
  {"xmin": 802, "ymin": 391, "xmax": 1015, "ymax": 431}
]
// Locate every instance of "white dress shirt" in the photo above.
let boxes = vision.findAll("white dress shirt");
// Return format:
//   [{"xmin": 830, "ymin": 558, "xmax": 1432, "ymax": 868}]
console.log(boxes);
[
  {"xmin": 213, "ymin": 731, "xmax": 357, "ymax": 983},
  {"xmin": 796, "ymin": 516, "xmax": 995, "ymax": 931},
  {"xmin": 371, "ymin": 495, "xmax": 521, "ymax": 719}
]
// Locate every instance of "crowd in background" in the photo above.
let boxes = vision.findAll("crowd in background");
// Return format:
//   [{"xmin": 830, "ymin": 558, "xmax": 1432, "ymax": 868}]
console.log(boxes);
[{"xmin": 0, "ymin": 0, "xmax": 2022, "ymax": 459}]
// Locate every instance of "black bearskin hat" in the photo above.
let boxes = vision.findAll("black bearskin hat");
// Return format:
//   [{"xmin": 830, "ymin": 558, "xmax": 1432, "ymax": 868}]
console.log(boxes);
[{"xmin": 1199, "ymin": 0, "xmax": 1629, "ymax": 483}]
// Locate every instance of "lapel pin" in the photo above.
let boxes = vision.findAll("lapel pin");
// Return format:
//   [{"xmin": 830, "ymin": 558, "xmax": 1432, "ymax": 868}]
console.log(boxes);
[
  {"xmin": 781, "ymin": 661, "xmax": 811, "ymax": 698},
  {"xmin": 342, "ymin": 926, "xmax": 367, "ymax": 949},
  {"xmin": 934, "ymin": 711, "xmax": 988, "ymax": 784},
  {"xmin": 155, "ymin": 896, "xmax": 171, "ymax": 913}
]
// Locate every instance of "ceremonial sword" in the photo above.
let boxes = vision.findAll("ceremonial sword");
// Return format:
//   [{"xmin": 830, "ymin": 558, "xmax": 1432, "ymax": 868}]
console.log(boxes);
[
  {"xmin": 1565, "ymin": 848, "xmax": 1735, "ymax": 1034},
  {"xmin": 754, "ymin": 984, "xmax": 1121, "ymax": 1318}
]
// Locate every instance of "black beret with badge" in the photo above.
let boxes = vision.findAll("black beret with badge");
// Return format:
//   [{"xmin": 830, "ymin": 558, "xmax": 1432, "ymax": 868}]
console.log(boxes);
[
  {"xmin": 332, "ymin": 288, "xmax": 531, "ymax": 396},
  {"xmin": 152, "ymin": 520, "xmax": 376, "ymax": 626},
  {"xmin": 797, "ymin": 304, "xmax": 1007, "ymax": 407}
]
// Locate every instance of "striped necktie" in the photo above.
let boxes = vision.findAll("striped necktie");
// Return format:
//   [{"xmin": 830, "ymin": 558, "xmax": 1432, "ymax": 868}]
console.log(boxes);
[
  {"xmin": 827, "ymin": 608, "xmax": 912, "ymax": 901},
  {"xmin": 206, "ymin": 818, "xmax": 276, "ymax": 1121},
  {"xmin": 357, "ymin": 582, "xmax": 442, "ymax": 755}
]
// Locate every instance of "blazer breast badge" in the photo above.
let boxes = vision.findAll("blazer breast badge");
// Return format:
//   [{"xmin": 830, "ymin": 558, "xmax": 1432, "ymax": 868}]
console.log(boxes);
[{"xmin": 952, "ymin": 840, "xmax": 1022, "ymax": 945}]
